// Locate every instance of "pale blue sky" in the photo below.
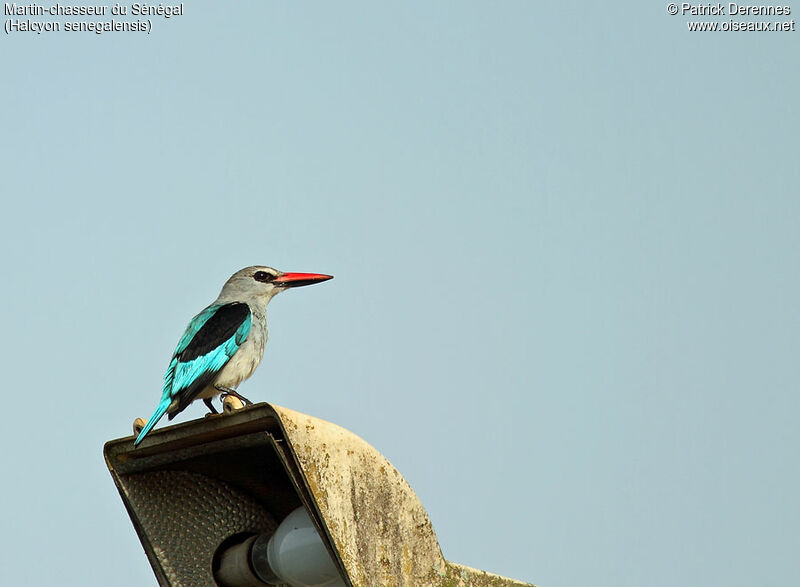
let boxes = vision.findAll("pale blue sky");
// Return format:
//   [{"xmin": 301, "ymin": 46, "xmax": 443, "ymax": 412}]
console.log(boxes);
[{"xmin": 2, "ymin": 3, "xmax": 798, "ymax": 586}]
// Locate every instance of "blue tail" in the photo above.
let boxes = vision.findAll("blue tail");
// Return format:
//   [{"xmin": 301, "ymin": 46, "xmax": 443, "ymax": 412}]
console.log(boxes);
[{"xmin": 134, "ymin": 398, "xmax": 172, "ymax": 447}]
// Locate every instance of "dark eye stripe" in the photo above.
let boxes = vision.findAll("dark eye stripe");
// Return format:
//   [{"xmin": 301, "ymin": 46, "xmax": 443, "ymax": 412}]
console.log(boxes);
[{"xmin": 253, "ymin": 271, "xmax": 274, "ymax": 283}]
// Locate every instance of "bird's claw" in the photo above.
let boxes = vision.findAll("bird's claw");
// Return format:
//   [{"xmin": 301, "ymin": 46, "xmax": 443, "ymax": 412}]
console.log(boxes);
[{"xmin": 215, "ymin": 386, "xmax": 253, "ymax": 406}]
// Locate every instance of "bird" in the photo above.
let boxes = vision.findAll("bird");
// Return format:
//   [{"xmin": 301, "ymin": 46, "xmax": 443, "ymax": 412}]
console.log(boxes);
[{"xmin": 134, "ymin": 265, "xmax": 333, "ymax": 447}]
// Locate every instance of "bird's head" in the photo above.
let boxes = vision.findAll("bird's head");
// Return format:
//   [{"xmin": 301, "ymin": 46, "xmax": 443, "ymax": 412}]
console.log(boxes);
[{"xmin": 217, "ymin": 265, "xmax": 333, "ymax": 305}]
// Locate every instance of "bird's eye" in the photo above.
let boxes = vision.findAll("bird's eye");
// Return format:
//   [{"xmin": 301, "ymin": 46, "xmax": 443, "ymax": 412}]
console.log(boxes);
[{"xmin": 253, "ymin": 271, "xmax": 274, "ymax": 283}]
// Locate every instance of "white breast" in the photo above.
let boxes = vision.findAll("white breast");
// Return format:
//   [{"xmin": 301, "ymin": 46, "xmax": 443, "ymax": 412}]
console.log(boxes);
[{"xmin": 209, "ymin": 306, "xmax": 268, "ymax": 393}]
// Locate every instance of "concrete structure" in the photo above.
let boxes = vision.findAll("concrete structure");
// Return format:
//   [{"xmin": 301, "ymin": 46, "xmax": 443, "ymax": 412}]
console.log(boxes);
[{"xmin": 104, "ymin": 403, "xmax": 536, "ymax": 587}]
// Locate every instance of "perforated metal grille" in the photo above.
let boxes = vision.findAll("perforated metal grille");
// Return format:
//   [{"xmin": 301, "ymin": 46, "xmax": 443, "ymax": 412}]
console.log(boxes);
[{"xmin": 124, "ymin": 470, "xmax": 277, "ymax": 587}]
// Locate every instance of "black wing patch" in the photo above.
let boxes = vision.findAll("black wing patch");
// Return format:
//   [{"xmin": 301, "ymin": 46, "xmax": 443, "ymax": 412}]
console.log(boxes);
[{"xmin": 179, "ymin": 303, "xmax": 250, "ymax": 362}]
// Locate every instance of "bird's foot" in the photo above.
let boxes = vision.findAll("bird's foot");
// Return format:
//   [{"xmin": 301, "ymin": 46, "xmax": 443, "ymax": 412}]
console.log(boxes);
[
  {"xmin": 215, "ymin": 386, "xmax": 253, "ymax": 406},
  {"xmin": 203, "ymin": 398, "xmax": 220, "ymax": 417}
]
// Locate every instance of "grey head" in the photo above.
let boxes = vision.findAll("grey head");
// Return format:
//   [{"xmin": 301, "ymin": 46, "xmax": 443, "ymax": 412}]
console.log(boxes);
[{"xmin": 215, "ymin": 265, "xmax": 333, "ymax": 306}]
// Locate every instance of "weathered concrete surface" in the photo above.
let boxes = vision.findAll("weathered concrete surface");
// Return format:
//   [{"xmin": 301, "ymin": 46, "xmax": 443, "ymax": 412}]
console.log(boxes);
[
  {"xmin": 442, "ymin": 562, "xmax": 535, "ymax": 587},
  {"xmin": 271, "ymin": 405, "xmax": 535, "ymax": 587}
]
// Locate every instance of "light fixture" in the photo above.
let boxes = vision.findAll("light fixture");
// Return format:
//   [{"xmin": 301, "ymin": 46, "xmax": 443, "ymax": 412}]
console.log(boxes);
[
  {"xmin": 216, "ymin": 506, "xmax": 345, "ymax": 587},
  {"xmin": 105, "ymin": 402, "xmax": 534, "ymax": 587}
]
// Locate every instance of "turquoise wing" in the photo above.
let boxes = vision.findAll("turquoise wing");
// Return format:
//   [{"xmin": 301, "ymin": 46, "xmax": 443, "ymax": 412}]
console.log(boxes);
[{"xmin": 163, "ymin": 302, "xmax": 252, "ymax": 415}]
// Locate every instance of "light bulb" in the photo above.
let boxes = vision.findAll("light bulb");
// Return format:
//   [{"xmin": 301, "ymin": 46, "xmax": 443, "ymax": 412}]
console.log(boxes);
[{"xmin": 262, "ymin": 507, "xmax": 345, "ymax": 587}]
